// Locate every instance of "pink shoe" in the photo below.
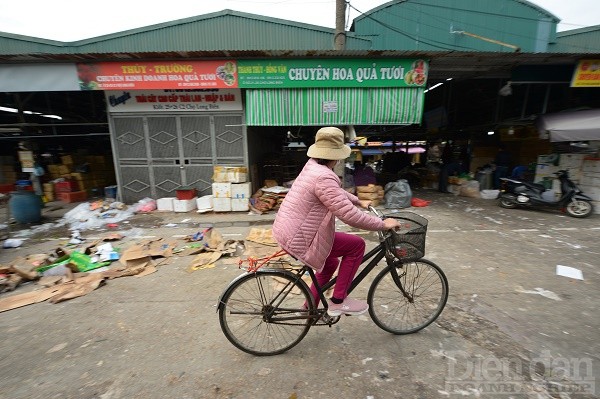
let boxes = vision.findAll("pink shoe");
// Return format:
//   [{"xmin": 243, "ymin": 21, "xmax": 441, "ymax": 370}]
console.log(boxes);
[{"xmin": 327, "ymin": 297, "xmax": 369, "ymax": 316}]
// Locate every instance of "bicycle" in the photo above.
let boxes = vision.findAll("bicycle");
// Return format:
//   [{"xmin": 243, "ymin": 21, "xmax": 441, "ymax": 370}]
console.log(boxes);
[{"xmin": 217, "ymin": 207, "xmax": 449, "ymax": 356}]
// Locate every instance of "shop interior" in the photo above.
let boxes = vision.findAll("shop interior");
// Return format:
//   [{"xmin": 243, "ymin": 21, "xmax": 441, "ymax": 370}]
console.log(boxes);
[{"xmin": 1, "ymin": 73, "xmax": 600, "ymax": 198}]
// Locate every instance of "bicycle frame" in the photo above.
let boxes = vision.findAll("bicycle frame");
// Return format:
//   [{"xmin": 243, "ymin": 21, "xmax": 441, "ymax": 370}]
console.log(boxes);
[{"xmin": 309, "ymin": 241, "xmax": 386, "ymax": 308}]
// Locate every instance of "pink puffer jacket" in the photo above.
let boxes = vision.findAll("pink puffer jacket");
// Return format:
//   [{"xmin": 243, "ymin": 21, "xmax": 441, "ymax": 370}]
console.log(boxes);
[{"xmin": 273, "ymin": 158, "xmax": 385, "ymax": 271}]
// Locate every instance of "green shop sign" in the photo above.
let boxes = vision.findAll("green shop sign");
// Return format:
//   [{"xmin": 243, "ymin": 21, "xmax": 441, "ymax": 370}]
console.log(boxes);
[{"xmin": 237, "ymin": 59, "xmax": 428, "ymax": 88}]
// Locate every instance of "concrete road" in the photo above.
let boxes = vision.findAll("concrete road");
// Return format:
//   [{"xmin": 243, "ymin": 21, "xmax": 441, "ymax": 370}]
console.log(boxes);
[{"xmin": 0, "ymin": 190, "xmax": 598, "ymax": 399}]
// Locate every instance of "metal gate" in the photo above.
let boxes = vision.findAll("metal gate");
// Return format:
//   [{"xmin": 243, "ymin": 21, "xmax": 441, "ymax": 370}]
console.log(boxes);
[{"xmin": 109, "ymin": 113, "xmax": 246, "ymax": 204}]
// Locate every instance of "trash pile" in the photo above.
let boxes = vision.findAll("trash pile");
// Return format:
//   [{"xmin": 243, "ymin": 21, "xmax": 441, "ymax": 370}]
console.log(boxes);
[
  {"xmin": 64, "ymin": 200, "xmax": 134, "ymax": 231},
  {"xmin": 0, "ymin": 226, "xmax": 292, "ymax": 313}
]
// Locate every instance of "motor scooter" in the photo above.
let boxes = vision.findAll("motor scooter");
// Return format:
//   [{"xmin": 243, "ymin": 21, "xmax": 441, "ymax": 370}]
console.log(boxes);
[{"xmin": 498, "ymin": 170, "xmax": 594, "ymax": 218}]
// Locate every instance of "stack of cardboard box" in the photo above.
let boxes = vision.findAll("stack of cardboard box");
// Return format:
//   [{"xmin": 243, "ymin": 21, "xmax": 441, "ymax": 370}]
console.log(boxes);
[
  {"xmin": 46, "ymin": 154, "xmax": 116, "ymax": 199},
  {"xmin": 356, "ymin": 184, "xmax": 384, "ymax": 206}
]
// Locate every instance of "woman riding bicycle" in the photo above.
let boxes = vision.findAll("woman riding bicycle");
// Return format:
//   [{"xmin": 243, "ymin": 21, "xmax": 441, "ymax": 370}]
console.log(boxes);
[{"xmin": 272, "ymin": 127, "xmax": 400, "ymax": 316}]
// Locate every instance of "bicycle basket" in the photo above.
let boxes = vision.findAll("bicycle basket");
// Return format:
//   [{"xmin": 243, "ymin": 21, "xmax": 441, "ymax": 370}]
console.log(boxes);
[{"xmin": 386, "ymin": 212, "xmax": 428, "ymax": 261}]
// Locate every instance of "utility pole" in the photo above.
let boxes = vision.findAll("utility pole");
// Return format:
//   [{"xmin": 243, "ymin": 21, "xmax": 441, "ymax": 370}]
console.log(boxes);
[{"xmin": 334, "ymin": 0, "xmax": 346, "ymax": 50}]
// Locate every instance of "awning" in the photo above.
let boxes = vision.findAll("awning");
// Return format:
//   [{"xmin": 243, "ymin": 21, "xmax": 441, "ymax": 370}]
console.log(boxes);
[
  {"xmin": 537, "ymin": 109, "xmax": 600, "ymax": 142},
  {"xmin": 245, "ymin": 88, "xmax": 424, "ymax": 126}
]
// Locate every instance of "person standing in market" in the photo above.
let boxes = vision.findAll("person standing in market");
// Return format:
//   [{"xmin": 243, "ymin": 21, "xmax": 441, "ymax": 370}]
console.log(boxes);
[{"xmin": 272, "ymin": 127, "xmax": 400, "ymax": 316}]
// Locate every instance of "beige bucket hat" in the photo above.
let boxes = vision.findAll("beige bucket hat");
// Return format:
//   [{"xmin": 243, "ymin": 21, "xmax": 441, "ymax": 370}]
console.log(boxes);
[{"xmin": 307, "ymin": 127, "xmax": 351, "ymax": 160}]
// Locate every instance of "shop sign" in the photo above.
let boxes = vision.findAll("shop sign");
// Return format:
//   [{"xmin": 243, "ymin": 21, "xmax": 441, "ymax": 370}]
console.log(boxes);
[
  {"xmin": 323, "ymin": 101, "xmax": 338, "ymax": 113},
  {"xmin": 237, "ymin": 59, "xmax": 428, "ymax": 88},
  {"xmin": 571, "ymin": 60, "xmax": 600, "ymax": 87},
  {"xmin": 77, "ymin": 61, "xmax": 238, "ymax": 90},
  {"xmin": 105, "ymin": 89, "xmax": 242, "ymax": 113}
]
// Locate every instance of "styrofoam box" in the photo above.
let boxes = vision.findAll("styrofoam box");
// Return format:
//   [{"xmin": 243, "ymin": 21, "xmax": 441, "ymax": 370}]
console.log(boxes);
[
  {"xmin": 231, "ymin": 182, "xmax": 252, "ymax": 199},
  {"xmin": 232, "ymin": 198, "xmax": 249, "ymax": 211},
  {"xmin": 213, "ymin": 197, "xmax": 232, "ymax": 212},
  {"xmin": 212, "ymin": 182, "xmax": 231, "ymax": 198},
  {"xmin": 196, "ymin": 195, "xmax": 213, "ymax": 210},
  {"xmin": 157, "ymin": 197, "xmax": 175, "ymax": 211},
  {"xmin": 173, "ymin": 198, "xmax": 197, "ymax": 212}
]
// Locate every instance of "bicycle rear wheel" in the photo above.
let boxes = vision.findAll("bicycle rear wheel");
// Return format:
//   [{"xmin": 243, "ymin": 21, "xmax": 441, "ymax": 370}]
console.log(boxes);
[
  {"xmin": 368, "ymin": 259, "xmax": 448, "ymax": 334},
  {"xmin": 218, "ymin": 270, "xmax": 313, "ymax": 356}
]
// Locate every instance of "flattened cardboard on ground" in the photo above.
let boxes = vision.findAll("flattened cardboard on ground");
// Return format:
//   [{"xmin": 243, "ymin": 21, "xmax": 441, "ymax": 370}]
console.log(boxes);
[
  {"xmin": 4, "ymin": 257, "xmax": 40, "ymax": 280},
  {"xmin": 245, "ymin": 228, "xmax": 278, "ymax": 246},
  {"xmin": 0, "ymin": 273, "xmax": 106, "ymax": 312},
  {"xmin": 188, "ymin": 252, "xmax": 222, "ymax": 272},
  {"xmin": 119, "ymin": 238, "xmax": 177, "ymax": 267}
]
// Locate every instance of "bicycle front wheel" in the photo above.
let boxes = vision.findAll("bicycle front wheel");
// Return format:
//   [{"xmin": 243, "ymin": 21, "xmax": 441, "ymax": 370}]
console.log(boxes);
[
  {"xmin": 368, "ymin": 259, "xmax": 448, "ymax": 335},
  {"xmin": 218, "ymin": 270, "xmax": 313, "ymax": 356}
]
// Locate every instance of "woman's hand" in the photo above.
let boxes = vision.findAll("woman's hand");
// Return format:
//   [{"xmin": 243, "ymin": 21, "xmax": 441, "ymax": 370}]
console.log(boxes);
[
  {"xmin": 358, "ymin": 200, "xmax": 372, "ymax": 209},
  {"xmin": 383, "ymin": 218, "xmax": 401, "ymax": 230}
]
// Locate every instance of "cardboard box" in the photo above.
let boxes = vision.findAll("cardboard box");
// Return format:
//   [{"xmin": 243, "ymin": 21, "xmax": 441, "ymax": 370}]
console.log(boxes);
[
  {"xmin": 213, "ymin": 197, "xmax": 232, "ymax": 212},
  {"xmin": 231, "ymin": 198, "xmax": 249, "ymax": 212},
  {"xmin": 213, "ymin": 166, "xmax": 248, "ymax": 183},
  {"xmin": 231, "ymin": 182, "xmax": 252, "ymax": 199},
  {"xmin": 157, "ymin": 197, "xmax": 175, "ymax": 211},
  {"xmin": 61, "ymin": 155, "xmax": 75, "ymax": 165},
  {"xmin": 173, "ymin": 198, "xmax": 197, "ymax": 212},
  {"xmin": 58, "ymin": 165, "xmax": 71, "ymax": 175},
  {"xmin": 212, "ymin": 182, "xmax": 231, "ymax": 198}
]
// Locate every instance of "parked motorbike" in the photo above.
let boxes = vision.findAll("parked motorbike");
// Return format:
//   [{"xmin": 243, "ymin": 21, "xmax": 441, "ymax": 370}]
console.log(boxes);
[{"xmin": 498, "ymin": 170, "xmax": 594, "ymax": 218}]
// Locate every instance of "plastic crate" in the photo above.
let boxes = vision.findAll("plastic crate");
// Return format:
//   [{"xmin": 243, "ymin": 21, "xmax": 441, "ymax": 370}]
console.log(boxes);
[
  {"xmin": 55, "ymin": 180, "xmax": 78, "ymax": 193},
  {"xmin": 59, "ymin": 190, "xmax": 88, "ymax": 203}
]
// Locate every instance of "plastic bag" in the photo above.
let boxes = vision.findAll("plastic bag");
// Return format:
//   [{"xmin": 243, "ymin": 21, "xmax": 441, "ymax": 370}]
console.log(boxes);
[
  {"xmin": 133, "ymin": 197, "xmax": 157, "ymax": 213},
  {"xmin": 411, "ymin": 198, "xmax": 431, "ymax": 207},
  {"xmin": 459, "ymin": 180, "xmax": 481, "ymax": 198},
  {"xmin": 384, "ymin": 179, "xmax": 412, "ymax": 209}
]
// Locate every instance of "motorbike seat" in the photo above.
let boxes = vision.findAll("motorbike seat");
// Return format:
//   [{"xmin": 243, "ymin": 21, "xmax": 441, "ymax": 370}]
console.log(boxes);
[{"xmin": 522, "ymin": 181, "xmax": 547, "ymax": 193}]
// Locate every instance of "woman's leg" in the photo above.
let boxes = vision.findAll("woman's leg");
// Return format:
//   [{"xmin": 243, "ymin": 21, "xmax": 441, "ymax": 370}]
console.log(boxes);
[
  {"xmin": 308, "ymin": 232, "xmax": 366, "ymax": 306},
  {"xmin": 309, "ymin": 253, "xmax": 339, "ymax": 307},
  {"xmin": 329, "ymin": 232, "xmax": 365, "ymax": 300}
]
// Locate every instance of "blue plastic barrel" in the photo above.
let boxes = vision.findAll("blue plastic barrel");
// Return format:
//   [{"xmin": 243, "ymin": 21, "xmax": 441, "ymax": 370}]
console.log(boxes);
[
  {"xmin": 104, "ymin": 185, "xmax": 118, "ymax": 199},
  {"xmin": 9, "ymin": 191, "xmax": 42, "ymax": 224}
]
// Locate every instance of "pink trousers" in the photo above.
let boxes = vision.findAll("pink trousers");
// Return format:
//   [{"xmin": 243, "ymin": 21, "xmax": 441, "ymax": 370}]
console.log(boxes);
[{"xmin": 309, "ymin": 232, "xmax": 365, "ymax": 306}]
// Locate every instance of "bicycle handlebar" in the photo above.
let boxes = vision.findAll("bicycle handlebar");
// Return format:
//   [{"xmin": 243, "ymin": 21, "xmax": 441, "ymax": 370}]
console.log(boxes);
[{"xmin": 368, "ymin": 205, "xmax": 382, "ymax": 218}]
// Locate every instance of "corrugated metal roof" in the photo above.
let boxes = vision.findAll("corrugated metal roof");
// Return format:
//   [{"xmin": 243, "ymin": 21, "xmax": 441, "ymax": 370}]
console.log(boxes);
[
  {"xmin": 0, "ymin": 32, "xmax": 67, "ymax": 54},
  {"xmin": 350, "ymin": 0, "xmax": 559, "ymax": 52},
  {"xmin": 0, "ymin": 9, "xmax": 371, "ymax": 55},
  {"xmin": 0, "ymin": 5, "xmax": 597, "ymax": 83},
  {"xmin": 549, "ymin": 25, "xmax": 600, "ymax": 53}
]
